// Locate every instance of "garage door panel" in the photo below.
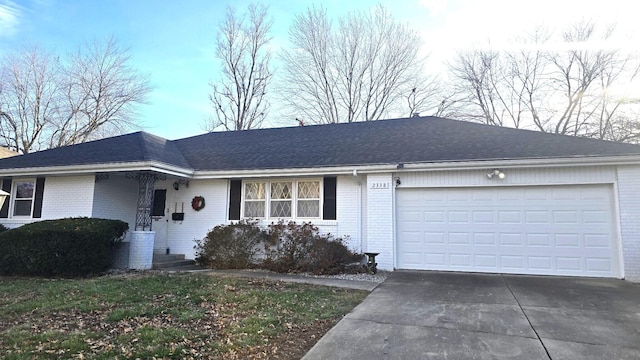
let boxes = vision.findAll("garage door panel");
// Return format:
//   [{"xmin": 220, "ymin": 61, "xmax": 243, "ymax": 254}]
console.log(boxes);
[
  {"xmin": 501, "ymin": 256, "xmax": 525, "ymax": 269},
  {"xmin": 424, "ymin": 211, "xmax": 445, "ymax": 223},
  {"xmin": 554, "ymin": 234, "xmax": 580, "ymax": 247},
  {"xmin": 528, "ymin": 256, "xmax": 553, "ymax": 270},
  {"xmin": 525, "ymin": 211, "xmax": 549, "ymax": 224},
  {"xmin": 586, "ymin": 258, "xmax": 612, "ymax": 272},
  {"xmin": 474, "ymin": 233, "xmax": 497, "ymax": 245},
  {"xmin": 582, "ymin": 210, "xmax": 608, "ymax": 224},
  {"xmin": 472, "ymin": 211, "xmax": 494, "ymax": 222},
  {"xmin": 556, "ymin": 257, "xmax": 582, "ymax": 271},
  {"xmin": 397, "ymin": 185, "xmax": 619, "ymax": 278},
  {"xmin": 526, "ymin": 233, "xmax": 552, "ymax": 246},
  {"xmin": 448, "ymin": 210, "xmax": 469, "ymax": 223},
  {"xmin": 498, "ymin": 211, "xmax": 521, "ymax": 223},
  {"xmin": 584, "ymin": 234, "xmax": 611, "ymax": 248}
]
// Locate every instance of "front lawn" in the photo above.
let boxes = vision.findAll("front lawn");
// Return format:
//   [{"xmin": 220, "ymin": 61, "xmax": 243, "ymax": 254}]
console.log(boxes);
[{"xmin": 0, "ymin": 272, "xmax": 367, "ymax": 359}]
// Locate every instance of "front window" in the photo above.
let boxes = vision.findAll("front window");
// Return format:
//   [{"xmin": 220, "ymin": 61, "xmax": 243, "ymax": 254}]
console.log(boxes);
[
  {"xmin": 270, "ymin": 182, "xmax": 292, "ymax": 217},
  {"xmin": 244, "ymin": 182, "xmax": 266, "ymax": 218},
  {"xmin": 13, "ymin": 180, "xmax": 35, "ymax": 216},
  {"xmin": 242, "ymin": 179, "xmax": 322, "ymax": 220}
]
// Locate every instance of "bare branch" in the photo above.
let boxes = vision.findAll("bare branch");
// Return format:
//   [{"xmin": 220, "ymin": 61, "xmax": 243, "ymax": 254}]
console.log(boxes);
[
  {"xmin": 448, "ymin": 20, "xmax": 640, "ymax": 142},
  {"xmin": 0, "ymin": 39, "xmax": 150, "ymax": 153},
  {"xmin": 278, "ymin": 5, "xmax": 441, "ymax": 124},
  {"xmin": 206, "ymin": 3, "xmax": 272, "ymax": 131}
]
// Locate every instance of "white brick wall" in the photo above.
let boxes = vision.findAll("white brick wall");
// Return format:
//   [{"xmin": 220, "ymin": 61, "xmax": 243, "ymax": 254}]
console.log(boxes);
[
  {"xmin": 617, "ymin": 165, "xmax": 640, "ymax": 282},
  {"xmin": 154, "ymin": 179, "xmax": 228, "ymax": 259},
  {"xmin": 92, "ymin": 174, "xmax": 138, "ymax": 240},
  {"xmin": 365, "ymin": 173, "xmax": 394, "ymax": 270},
  {"xmin": 41, "ymin": 175, "xmax": 96, "ymax": 219},
  {"xmin": 1, "ymin": 175, "xmax": 96, "ymax": 229},
  {"xmin": 399, "ymin": 166, "xmax": 616, "ymax": 188},
  {"xmin": 335, "ymin": 175, "xmax": 362, "ymax": 252}
]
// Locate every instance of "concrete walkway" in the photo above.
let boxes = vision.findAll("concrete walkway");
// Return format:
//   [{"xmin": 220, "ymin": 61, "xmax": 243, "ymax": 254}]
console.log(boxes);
[
  {"xmin": 185, "ymin": 268, "xmax": 383, "ymax": 291},
  {"xmin": 303, "ymin": 271, "xmax": 640, "ymax": 359}
]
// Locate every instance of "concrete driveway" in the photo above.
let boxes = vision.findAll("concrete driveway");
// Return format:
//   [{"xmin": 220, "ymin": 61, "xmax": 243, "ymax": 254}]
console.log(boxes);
[{"xmin": 303, "ymin": 271, "xmax": 640, "ymax": 359}]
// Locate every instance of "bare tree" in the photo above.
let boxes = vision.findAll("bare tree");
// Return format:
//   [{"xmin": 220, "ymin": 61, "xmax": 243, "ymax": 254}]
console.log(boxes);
[
  {"xmin": 449, "ymin": 21, "xmax": 640, "ymax": 142},
  {"xmin": 0, "ymin": 46, "xmax": 62, "ymax": 153},
  {"xmin": 206, "ymin": 3, "xmax": 272, "ymax": 131},
  {"xmin": 279, "ymin": 5, "xmax": 442, "ymax": 124},
  {"xmin": 50, "ymin": 38, "xmax": 150, "ymax": 147},
  {"xmin": 0, "ymin": 38, "xmax": 150, "ymax": 154}
]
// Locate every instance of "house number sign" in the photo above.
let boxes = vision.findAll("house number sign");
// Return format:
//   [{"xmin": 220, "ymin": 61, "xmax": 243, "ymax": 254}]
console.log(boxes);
[{"xmin": 370, "ymin": 182, "xmax": 390, "ymax": 189}]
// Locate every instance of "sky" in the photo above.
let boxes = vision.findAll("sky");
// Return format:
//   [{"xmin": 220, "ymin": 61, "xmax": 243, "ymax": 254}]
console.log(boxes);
[{"xmin": 0, "ymin": 0, "xmax": 638, "ymax": 140}]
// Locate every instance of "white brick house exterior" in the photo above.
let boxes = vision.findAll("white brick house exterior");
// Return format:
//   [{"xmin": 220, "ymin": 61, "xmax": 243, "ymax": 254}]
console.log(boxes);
[{"xmin": 1, "ymin": 117, "xmax": 640, "ymax": 280}]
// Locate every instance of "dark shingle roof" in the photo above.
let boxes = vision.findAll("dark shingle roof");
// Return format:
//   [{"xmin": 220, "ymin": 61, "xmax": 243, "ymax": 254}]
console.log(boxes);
[
  {"xmin": 173, "ymin": 116, "xmax": 640, "ymax": 170},
  {"xmin": 1, "ymin": 116, "xmax": 639, "ymax": 172},
  {"xmin": 0, "ymin": 132, "xmax": 191, "ymax": 169}
]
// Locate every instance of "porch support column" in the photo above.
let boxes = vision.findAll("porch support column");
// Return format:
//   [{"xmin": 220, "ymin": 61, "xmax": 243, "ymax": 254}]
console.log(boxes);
[{"xmin": 135, "ymin": 172, "xmax": 156, "ymax": 231}]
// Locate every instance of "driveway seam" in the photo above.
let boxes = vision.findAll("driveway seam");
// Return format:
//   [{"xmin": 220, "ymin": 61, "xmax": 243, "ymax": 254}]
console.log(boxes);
[
  {"xmin": 501, "ymin": 274, "xmax": 552, "ymax": 360},
  {"xmin": 344, "ymin": 316, "xmax": 541, "ymax": 340}
]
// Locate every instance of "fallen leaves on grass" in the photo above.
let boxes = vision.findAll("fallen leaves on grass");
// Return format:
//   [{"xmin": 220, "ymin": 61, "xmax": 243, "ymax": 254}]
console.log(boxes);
[{"xmin": 0, "ymin": 273, "xmax": 366, "ymax": 359}]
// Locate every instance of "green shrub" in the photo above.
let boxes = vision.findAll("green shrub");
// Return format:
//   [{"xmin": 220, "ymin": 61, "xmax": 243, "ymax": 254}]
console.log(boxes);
[
  {"xmin": 194, "ymin": 220, "xmax": 359, "ymax": 275},
  {"xmin": 0, "ymin": 217, "xmax": 128, "ymax": 277},
  {"xmin": 194, "ymin": 220, "xmax": 267, "ymax": 269},
  {"xmin": 262, "ymin": 220, "xmax": 359, "ymax": 275}
]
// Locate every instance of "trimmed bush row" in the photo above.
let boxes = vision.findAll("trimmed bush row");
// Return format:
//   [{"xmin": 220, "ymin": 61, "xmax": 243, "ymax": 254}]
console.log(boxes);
[
  {"xmin": 0, "ymin": 218, "xmax": 128, "ymax": 277},
  {"xmin": 195, "ymin": 220, "xmax": 361, "ymax": 275}
]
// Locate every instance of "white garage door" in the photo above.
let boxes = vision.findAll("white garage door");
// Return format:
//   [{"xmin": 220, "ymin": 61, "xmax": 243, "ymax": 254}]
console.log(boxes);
[{"xmin": 396, "ymin": 185, "xmax": 620, "ymax": 278}]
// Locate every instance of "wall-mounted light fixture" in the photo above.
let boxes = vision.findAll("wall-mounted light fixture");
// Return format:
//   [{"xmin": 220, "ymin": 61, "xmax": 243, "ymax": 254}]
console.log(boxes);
[
  {"xmin": 395, "ymin": 177, "xmax": 401, "ymax": 187},
  {"xmin": 173, "ymin": 179, "xmax": 190, "ymax": 191},
  {"xmin": 487, "ymin": 169, "xmax": 506, "ymax": 180}
]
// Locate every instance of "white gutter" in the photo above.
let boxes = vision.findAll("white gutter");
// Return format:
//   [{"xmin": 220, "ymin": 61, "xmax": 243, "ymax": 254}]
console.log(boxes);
[
  {"xmin": 388, "ymin": 155, "xmax": 640, "ymax": 172},
  {"xmin": 190, "ymin": 155, "xmax": 640, "ymax": 178},
  {"xmin": 0, "ymin": 161, "xmax": 194, "ymax": 178}
]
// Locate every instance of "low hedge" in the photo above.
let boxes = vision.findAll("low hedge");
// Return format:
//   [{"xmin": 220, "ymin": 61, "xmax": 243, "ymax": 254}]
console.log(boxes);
[
  {"xmin": 195, "ymin": 220, "xmax": 361, "ymax": 275},
  {"xmin": 0, "ymin": 217, "xmax": 128, "ymax": 277},
  {"xmin": 194, "ymin": 220, "xmax": 267, "ymax": 269}
]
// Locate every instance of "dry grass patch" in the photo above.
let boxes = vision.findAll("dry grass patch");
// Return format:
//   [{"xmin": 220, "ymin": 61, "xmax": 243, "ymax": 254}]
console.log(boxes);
[{"xmin": 0, "ymin": 272, "xmax": 367, "ymax": 359}]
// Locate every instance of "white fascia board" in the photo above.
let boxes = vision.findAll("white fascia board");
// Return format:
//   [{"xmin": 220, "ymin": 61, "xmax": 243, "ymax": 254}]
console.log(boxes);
[
  {"xmin": 192, "ymin": 155, "xmax": 640, "ymax": 178},
  {"xmin": 390, "ymin": 155, "xmax": 640, "ymax": 172},
  {"xmin": 2, "ymin": 155, "xmax": 638, "ymax": 179},
  {"xmin": 0, "ymin": 161, "xmax": 194, "ymax": 178},
  {"xmin": 191, "ymin": 165, "xmax": 398, "ymax": 179}
]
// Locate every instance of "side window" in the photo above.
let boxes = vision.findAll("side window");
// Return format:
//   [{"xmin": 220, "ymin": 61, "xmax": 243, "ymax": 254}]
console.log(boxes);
[
  {"xmin": 297, "ymin": 180, "xmax": 320, "ymax": 218},
  {"xmin": 13, "ymin": 180, "xmax": 35, "ymax": 217}
]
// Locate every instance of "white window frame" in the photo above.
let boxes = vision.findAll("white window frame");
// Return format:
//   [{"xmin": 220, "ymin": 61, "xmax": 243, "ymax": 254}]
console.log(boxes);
[
  {"xmin": 269, "ymin": 181, "xmax": 293, "ymax": 218},
  {"xmin": 243, "ymin": 181, "xmax": 267, "ymax": 218},
  {"xmin": 11, "ymin": 178, "xmax": 36, "ymax": 218},
  {"xmin": 241, "ymin": 178, "xmax": 323, "ymax": 220},
  {"xmin": 296, "ymin": 180, "xmax": 321, "ymax": 219}
]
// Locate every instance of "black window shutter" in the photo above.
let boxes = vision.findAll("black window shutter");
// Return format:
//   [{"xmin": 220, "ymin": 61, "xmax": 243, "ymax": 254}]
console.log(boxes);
[
  {"xmin": 0, "ymin": 178, "xmax": 11, "ymax": 218},
  {"xmin": 152, "ymin": 189, "xmax": 167, "ymax": 217},
  {"xmin": 323, "ymin": 177, "xmax": 337, "ymax": 220},
  {"xmin": 229, "ymin": 180, "xmax": 242, "ymax": 220},
  {"xmin": 32, "ymin": 177, "xmax": 45, "ymax": 218}
]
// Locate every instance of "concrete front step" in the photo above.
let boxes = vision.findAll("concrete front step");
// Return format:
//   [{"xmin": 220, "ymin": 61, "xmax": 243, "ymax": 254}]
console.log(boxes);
[
  {"xmin": 153, "ymin": 253, "xmax": 185, "ymax": 262},
  {"xmin": 152, "ymin": 253, "xmax": 198, "ymax": 270},
  {"xmin": 152, "ymin": 259, "xmax": 197, "ymax": 270}
]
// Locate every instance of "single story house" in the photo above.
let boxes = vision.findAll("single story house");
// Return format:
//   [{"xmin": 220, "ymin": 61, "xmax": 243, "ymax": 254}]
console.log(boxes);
[{"xmin": 1, "ymin": 116, "xmax": 640, "ymax": 281}]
